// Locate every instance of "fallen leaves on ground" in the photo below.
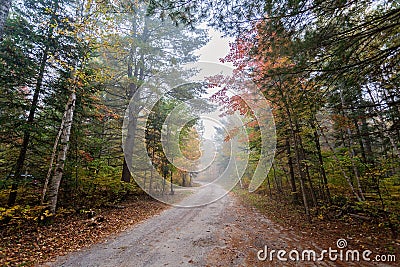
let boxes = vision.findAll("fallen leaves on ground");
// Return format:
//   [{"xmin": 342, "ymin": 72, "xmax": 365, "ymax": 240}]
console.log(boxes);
[
  {"xmin": 220, "ymin": 190, "xmax": 400, "ymax": 266},
  {"xmin": 0, "ymin": 198, "xmax": 168, "ymax": 266}
]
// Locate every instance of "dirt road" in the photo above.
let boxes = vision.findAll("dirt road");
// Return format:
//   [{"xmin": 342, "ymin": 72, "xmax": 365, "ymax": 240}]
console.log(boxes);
[{"xmin": 45, "ymin": 185, "xmax": 390, "ymax": 267}]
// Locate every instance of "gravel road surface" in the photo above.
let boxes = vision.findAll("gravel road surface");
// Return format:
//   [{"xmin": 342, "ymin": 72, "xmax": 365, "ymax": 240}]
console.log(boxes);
[
  {"xmin": 45, "ymin": 184, "xmax": 390, "ymax": 267},
  {"xmin": 46, "ymin": 184, "xmax": 233, "ymax": 267}
]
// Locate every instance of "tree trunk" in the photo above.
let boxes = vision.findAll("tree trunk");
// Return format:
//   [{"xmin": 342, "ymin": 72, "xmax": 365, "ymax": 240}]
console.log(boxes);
[
  {"xmin": 340, "ymin": 90, "xmax": 365, "ymax": 201},
  {"xmin": 143, "ymin": 170, "xmax": 147, "ymax": 190},
  {"xmin": 288, "ymin": 120, "xmax": 310, "ymax": 219},
  {"xmin": 365, "ymin": 84, "xmax": 400, "ymax": 160},
  {"xmin": 360, "ymin": 116, "xmax": 373, "ymax": 164},
  {"xmin": 286, "ymin": 138, "xmax": 299, "ymax": 204},
  {"xmin": 162, "ymin": 167, "xmax": 167, "ymax": 196},
  {"xmin": 353, "ymin": 117, "xmax": 367, "ymax": 164},
  {"xmin": 319, "ymin": 124, "xmax": 362, "ymax": 201},
  {"xmin": 7, "ymin": 0, "xmax": 59, "ymax": 206},
  {"xmin": 276, "ymin": 83, "xmax": 310, "ymax": 220},
  {"xmin": 295, "ymin": 123, "xmax": 318, "ymax": 208},
  {"xmin": 121, "ymin": 158, "xmax": 132, "ymax": 182},
  {"xmin": 46, "ymin": 90, "xmax": 76, "ymax": 214},
  {"xmin": 8, "ymin": 45, "xmax": 50, "ymax": 206},
  {"xmin": 266, "ymin": 174, "xmax": 272, "ymax": 198},
  {"xmin": 272, "ymin": 164, "xmax": 282, "ymax": 193},
  {"xmin": 313, "ymin": 129, "xmax": 331, "ymax": 204},
  {"xmin": 41, "ymin": 107, "xmax": 66, "ymax": 205},
  {"xmin": 346, "ymin": 125, "xmax": 365, "ymax": 201},
  {"xmin": 182, "ymin": 172, "xmax": 186, "ymax": 187},
  {"xmin": 306, "ymin": 164, "xmax": 318, "ymax": 206},
  {"xmin": 121, "ymin": 10, "xmax": 149, "ymax": 182},
  {"xmin": 189, "ymin": 173, "xmax": 193, "ymax": 187},
  {"xmin": 149, "ymin": 169, "xmax": 154, "ymax": 194},
  {"xmin": 170, "ymin": 170, "xmax": 174, "ymax": 195}
]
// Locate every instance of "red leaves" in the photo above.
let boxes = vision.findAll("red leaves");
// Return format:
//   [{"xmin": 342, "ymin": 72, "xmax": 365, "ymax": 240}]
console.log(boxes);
[
  {"xmin": 78, "ymin": 149, "xmax": 94, "ymax": 162},
  {"xmin": 209, "ymin": 75, "xmax": 251, "ymax": 117},
  {"xmin": 229, "ymin": 95, "xmax": 250, "ymax": 115}
]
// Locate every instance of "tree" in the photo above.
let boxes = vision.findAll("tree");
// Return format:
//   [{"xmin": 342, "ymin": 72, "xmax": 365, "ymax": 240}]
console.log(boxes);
[
  {"xmin": 0, "ymin": 0, "xmax": 12, "ymax": 38},
  {"xmin": 42, "ymin": 0, "xmax": 106, "ymax": 213},
  {"xmin": 97, "ymin": 2, "xmax": 208, "ymax": 182},
  {"xmin": 6, "ymin": 0, "xmax": 76, "ymax": 206},
  {"xmin": 206, "ymin": 0, "xmax": 399, "ymax": 228}
]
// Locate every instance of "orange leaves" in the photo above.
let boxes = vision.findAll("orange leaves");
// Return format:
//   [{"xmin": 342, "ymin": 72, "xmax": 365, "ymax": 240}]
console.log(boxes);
[
  {"xmin": 216, "ymin": 20, "xmax": 296, "ymax": 100},
  {"xmin": 78, "ymin": 150, "xmax": 94, "ymax": 162},
  {"xmin": 0, "ymin": 200, "xmax": 167, "ymax": 266},
  {"xmin": 88, "ymin": 94, "xmax": 101, "ymax": 102},
  {"xmin": 229, "ymin": 95, "xmax": 250, "ymax": 115},
  {"xmin": 247, "ymin": 120, "xmax": 259, "ymax": 128},
  {"xmin": 82, "ymin": 96, "xmax": 120, "ymax": 122},
  {"xmin": 331, "ymin": 114, "xmax": 356, "ymax": 130}
]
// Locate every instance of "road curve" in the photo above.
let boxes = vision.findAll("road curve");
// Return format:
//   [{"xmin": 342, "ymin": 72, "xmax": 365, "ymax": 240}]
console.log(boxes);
[{"xmin": 46, "ymin": 184, "xmax": 232, "ymax": 267}]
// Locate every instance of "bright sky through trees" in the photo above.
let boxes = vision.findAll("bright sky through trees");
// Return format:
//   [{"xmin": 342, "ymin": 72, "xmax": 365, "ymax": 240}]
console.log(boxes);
[
  {"xmin": 193, "ymin": 26, "xmax": 234, "ymax": 140},
  {"xmin": 194, "ymin": 27, "xmax": 234, "ymax": 67}
]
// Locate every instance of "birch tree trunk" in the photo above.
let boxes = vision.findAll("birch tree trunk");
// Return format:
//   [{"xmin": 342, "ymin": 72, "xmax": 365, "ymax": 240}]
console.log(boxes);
[
  {"xmin": 46, "ymin": 90, "xmax": 76, "ymax": 213},
  {"xmin": 41, "ymin": 108, "xmax": 66, "ymax": 205}
]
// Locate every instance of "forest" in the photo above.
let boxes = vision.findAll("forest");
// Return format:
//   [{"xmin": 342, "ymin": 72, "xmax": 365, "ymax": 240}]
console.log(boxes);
[{"xmin": 0, "ymin": 0, "xmax": 399, "ymax": 266}]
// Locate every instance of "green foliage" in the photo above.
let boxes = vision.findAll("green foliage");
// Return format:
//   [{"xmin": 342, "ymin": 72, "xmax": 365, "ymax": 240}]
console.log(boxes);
[
  {"xmin": 0, "ymin": 0, "xmax": 398, "ymax": 245},
  {"xmin": 77, "ymin": 171, "xmax": 142, "ymax": 208},
  {"xmin": 0, "ymin": 205, "xmax": 46, "ymax": 225},
  {"xmin": 206, "ymin": 0, "xmax": 400, "ymax": 235}
]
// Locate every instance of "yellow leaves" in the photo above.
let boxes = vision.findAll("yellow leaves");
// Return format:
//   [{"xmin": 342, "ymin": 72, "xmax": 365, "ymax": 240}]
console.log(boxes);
[
  {"xmin": 0, "ymin": 205, "xmax": 48, "ymax": 223},
  {"xmin": 85, "ymin": 0, "xmax": 94, "ymax": 12},
  {"xmin": 39, "ymin": 209, "xmax": 54, "ymax": 222},
  {"xmin": 49, "ymin": 22, "xmax": 58, "ymax": 29},
  {"xmin": 49, "ymin": 55, "xmax": 75, "ymax": 71},
  {"xmin": 0, "ymin": 205, "xmax": 19, "ymax": 221},
  {"xmin": 179, "ymin": 127, "xmax": 202, "ymax": 161},
  {"xmin": 108, "ymin": 112, "xmax": 121, "ymax": 120},
  {"xmin": 44, "ymin": 7, "xmax": 53, "ymax": 14},
  {"xmin": 275, "ymin": 56, "xmax": 290, "ymax": 67}
]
